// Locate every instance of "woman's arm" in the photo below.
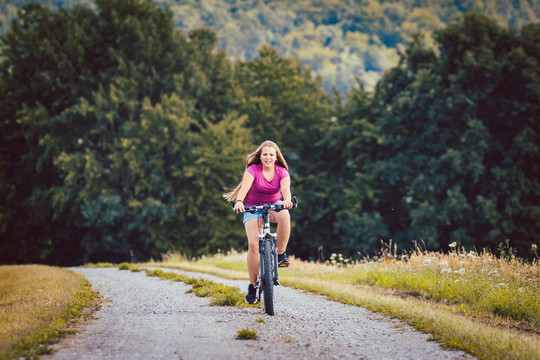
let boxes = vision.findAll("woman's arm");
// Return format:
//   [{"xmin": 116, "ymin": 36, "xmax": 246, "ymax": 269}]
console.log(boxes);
[
  {"xmin": 233, "ymin": 171, "xmax": 255, "ymax": 213},
  {"xmin": 280, "ymin": 176, "xmax": 293, "ymax": 209}
]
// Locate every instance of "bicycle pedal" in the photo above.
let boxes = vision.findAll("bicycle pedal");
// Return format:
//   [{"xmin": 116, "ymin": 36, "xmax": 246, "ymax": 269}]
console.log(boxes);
[{"xmin": 273, "ymin": 279, "xmax": 280, "ymax": 286}]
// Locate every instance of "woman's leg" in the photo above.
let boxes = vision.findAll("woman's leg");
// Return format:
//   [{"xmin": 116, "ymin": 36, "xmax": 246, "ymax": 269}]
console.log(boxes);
[
  {"xmin": 271, "ymin": 209, "xmax": 291, "ymax": 254},
  {"xmin": 245, "ymin": 219, "xmax": 261, "ymax": 285}
]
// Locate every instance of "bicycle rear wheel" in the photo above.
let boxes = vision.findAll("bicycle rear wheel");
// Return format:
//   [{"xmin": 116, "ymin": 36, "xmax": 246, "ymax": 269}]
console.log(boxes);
[{"xmin": 262, "ymin": 238, "xmax": 275, "ymax": 315}]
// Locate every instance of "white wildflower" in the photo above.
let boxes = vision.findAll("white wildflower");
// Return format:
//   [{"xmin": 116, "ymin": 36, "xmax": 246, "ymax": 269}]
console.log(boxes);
[{"xmin": 488, "ymin": 269, "xmax": 499, "ymax": 276}]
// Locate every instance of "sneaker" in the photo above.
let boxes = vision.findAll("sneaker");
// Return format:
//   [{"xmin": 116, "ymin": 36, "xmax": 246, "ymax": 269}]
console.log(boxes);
[
  {"xmin": 245, "ymin": 284, "xmax": 258, "ymax": 304},
  {"xmin": 278, "ymin": 252, "xmax": 290, "ymax": 267}
]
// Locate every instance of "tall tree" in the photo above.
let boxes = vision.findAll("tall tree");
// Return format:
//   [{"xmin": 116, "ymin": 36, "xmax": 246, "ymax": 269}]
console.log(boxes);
[
  {"xmin": 181, "ymin": 114, "xmax": 254, "ymax": 256},
  {"xmin": 0, "ymin": 0, "xmax": 244, "ymax": 264},
  {"xmin": 323, "ymin": 82, "xmax": 388, "ymax": 257},
  {"xmin": 369, "ymin": 14, "xmax": 540, "ymax": 256},
  {"xmin": 0, "ymin": 3, "xmax": 101, "ymax": 263}
]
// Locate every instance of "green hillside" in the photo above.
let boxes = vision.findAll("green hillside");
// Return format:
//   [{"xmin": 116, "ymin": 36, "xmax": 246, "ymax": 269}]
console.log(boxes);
[{"xmin": 2, "ymin": 0, "xmax": 539, "ymax": 91}]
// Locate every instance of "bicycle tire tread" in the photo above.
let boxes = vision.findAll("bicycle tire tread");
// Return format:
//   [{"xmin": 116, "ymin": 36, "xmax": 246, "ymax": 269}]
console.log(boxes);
[{"xmin": 262, "ymin": 239, "xmax": 275, "ymax": 315}]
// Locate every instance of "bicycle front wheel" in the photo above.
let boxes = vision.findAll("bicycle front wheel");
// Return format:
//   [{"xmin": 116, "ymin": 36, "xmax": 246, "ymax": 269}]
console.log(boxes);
[{"xmin": 262, "ymin": 239, "xmax": 275, "ymax": 315}]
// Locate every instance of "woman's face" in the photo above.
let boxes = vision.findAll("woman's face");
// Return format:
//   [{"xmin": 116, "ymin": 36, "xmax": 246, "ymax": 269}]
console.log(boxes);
[{"xmin": 260, "ymin": 146, "xmax": 277, "ymax": 169}]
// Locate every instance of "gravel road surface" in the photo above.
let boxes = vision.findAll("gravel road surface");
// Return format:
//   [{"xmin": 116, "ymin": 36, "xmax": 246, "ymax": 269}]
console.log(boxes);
[{"xmin": 45, "ymin": 267, "xmax": 475, "ymax": 360}]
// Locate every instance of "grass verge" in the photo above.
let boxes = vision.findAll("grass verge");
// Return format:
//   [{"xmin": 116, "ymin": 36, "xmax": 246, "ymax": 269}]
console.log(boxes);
[
  {"xmin": 0, "ymin": 265, "xmax": 99, "ymax": 360},
  {"xmin": 110, "ymin": 264, "xmax": 257, "ymax": 308},
  {"xmin": 144, "ymin": 268, "xmax": 252, "ymax": 307},
  {"xmin": 152, "ymin": 248, "xmax": 540, "ymax": 360}
]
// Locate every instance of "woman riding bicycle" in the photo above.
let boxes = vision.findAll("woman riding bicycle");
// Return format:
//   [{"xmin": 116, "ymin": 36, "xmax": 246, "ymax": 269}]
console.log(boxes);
[{"xmin": 223, "ymin": 140, "xmax": 293, "ymax": 304}]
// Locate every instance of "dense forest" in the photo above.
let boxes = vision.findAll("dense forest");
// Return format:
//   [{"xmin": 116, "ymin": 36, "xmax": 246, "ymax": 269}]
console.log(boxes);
[
  {"xmin": 2, "ymin": 0, "xmax": 540, "ymax": 92},
  {"xmin": 0, "ymin": 0, "xmax": 539, "ymax": 265}
]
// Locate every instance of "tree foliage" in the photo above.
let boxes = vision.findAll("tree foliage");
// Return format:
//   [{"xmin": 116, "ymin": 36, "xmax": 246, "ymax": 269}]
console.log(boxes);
[
  {"xmin": 332, "ymin": 14, "xmax": 540, "ymax": 258},
  {"xmin": 0, "ymin": 2, "xmax": 539, "ymax": 264},
  {"xmin": 0, "ymin": 0, "xmax": 251, "ymax": 264}
]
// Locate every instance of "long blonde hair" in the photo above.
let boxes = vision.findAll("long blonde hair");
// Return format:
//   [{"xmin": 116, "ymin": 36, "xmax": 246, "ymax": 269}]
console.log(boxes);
[{"xmin": 223, "ymin": 140, "xmax": 289, "ymax": 202}]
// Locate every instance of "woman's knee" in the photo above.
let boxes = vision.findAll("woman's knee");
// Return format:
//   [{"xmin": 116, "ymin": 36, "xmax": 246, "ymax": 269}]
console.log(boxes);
[
  {"xmin": 273, "ymin": 210, "xmax": 290, "ymax": 225},
  {"xmin": 247, "ymin": 238, "xmax": 259, "ymax": 251}
]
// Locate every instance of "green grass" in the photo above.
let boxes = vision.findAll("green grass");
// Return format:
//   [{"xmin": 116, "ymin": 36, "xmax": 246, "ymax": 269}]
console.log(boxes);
[
  {"xmin": 0, "ymin": 265, "xmax": 99, "ymax": 360},
  {"xmin": 86, "ymin": 264, "xmax": 254, "ymax": 309},
  {"xmin": 141, "ymin": 268, "xmax": 255, "ymax": 308},
  {"xmin": 153, "ymin": 247, "xmax": 540, "ymax": 360},
  {"xmin": 118, "ymin": 262, "xmax": 142, "ymax": 271},
  {"xmin": 82, "ymin": 262, "xmax": 116, "ymax": 268},
  {"xmin": 235, "ymin": 328, "xmax": 258, "ymax": 340},
  {"xmin": 351, "ymin": 264, "xmax": 540, "ymax": 326}
]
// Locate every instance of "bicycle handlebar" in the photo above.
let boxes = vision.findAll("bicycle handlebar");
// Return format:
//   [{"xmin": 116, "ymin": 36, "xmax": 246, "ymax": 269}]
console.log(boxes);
[{"xmin": 240, "ymin": 196, "xmax": 298, "ymax": 213}]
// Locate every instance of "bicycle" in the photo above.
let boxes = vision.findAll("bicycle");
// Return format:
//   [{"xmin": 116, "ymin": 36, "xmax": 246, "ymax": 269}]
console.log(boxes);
[{"xmin": 241, "ymin": 197, "xmax": 297, "ymax": 315}]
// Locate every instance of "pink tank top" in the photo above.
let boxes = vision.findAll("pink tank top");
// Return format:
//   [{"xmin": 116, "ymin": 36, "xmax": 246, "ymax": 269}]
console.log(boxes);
[{"xmin": 244, "ymin": 164, "xmax": 289, "ymax": 206}]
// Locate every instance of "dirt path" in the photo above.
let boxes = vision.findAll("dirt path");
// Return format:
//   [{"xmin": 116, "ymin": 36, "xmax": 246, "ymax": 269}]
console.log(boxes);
[{"xmin": 45, "ymin": 267, "xmax": 475, "ymax": 360}]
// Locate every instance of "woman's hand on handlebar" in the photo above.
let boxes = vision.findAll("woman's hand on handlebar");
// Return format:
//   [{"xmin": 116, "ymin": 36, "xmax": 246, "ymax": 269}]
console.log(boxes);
[
  {"xmin": 233, "ymin": 200, "xmax": 245, "ymax": 213},
  {"xmin": 282, "ymin": 199, "xmax": 293, "ymax": 209}
]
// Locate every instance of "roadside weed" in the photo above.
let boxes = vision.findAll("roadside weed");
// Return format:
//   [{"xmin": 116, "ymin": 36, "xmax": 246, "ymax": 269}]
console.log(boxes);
[
  {"xmin": 118, "ymin": 262, "xmax": 142, "ymax": 272},
  {"xmin": 82, "ymin": 262, "xmax": 115, "ymax": 268},
  {"xmin": 188, "ymin": 278, "xmax": 245, "ymax": 306},
  {"xmin": 142, "ymin": 268, "xmax": 253, "ymax": 308},
  {"xmin": 235, "ymin": 328, "xmax": 258, "ymax": 340}
]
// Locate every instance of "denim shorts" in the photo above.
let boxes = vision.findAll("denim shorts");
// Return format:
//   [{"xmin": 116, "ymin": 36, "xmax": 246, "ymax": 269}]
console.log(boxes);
[
  {"xmin": 243, "ymin": 209, "xmax": 264, "ymax": 224},
  {"xmin": 242, "ymin": 201, "xmax": 284, "ymax": 224}
]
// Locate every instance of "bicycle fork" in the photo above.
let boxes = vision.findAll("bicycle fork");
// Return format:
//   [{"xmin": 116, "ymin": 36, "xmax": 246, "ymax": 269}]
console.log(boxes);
[
  {"xmin": 271, "ymin": 233, "xmax": 280, "ymax": 286},
  {"xmin": 262, "ymin": 213, "xmax": 280, "ymax": 284}
]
